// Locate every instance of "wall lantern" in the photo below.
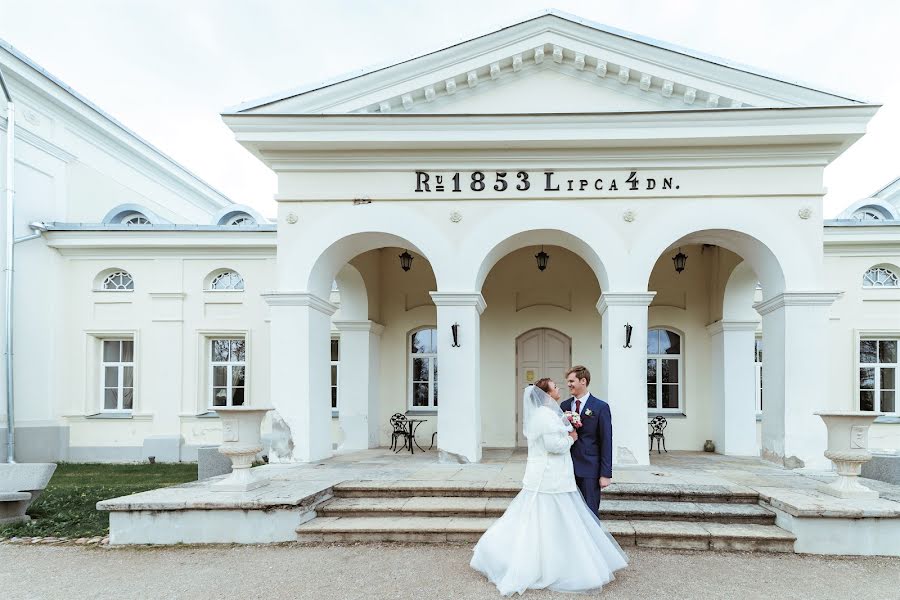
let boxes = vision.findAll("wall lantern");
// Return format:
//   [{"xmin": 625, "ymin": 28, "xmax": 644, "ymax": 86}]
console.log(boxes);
[
  {"xmin": 399, "ymin": 249, "xmax": 414, "ymax": 272},
  {"xmin": 535, "ymin": 246, "xmax": 550, "ymax": 271},
  {"xmin": 451, "ymin": 323, "xmax": 461, "ymax": 347},
  {"xmin": 672, "ymin": 248, "xmax": 687, "ymax": 274},
  {"xmin": 623, "ymin": 323, "xmax": 633, "ymax": 348}
]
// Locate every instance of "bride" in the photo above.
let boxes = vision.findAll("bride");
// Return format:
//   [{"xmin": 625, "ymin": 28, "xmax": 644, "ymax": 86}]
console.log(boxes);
[{"xmin": 470, "ymin": 378, "xmax": 628, "ymax": 596}]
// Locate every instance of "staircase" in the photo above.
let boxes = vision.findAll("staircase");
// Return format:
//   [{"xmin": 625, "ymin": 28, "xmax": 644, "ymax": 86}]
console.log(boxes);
[{"xmin": 296, "ymin": 480, "xmax": 796, "ymax": 552}]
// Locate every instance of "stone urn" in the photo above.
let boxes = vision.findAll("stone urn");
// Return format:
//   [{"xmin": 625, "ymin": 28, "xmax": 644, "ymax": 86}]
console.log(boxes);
[
  {"xmin": 212, "ymin": 407, "xmax": 272, "ymax": 492},
  {"xmin": 703, "ymin": 440, "xmax": 716, "ymax": 453},
  {"xmin": 815, "ymin": 411, "xmax": 882, "ymax": 499}
]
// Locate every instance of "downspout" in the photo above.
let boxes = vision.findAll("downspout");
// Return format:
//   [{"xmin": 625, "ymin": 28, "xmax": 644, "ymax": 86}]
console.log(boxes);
[{"xmin": 1, "ymin": 66, "xmax": 15, "ymax": 463}]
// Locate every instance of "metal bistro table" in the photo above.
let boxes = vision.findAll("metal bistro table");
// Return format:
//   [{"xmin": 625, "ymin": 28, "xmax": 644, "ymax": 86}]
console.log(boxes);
[{"xmin": 403, "ymin": 418, "xmax": 429, "ymax": 454}]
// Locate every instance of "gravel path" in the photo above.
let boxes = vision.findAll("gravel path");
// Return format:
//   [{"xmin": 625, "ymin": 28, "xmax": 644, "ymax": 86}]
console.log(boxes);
[{"xmin": 1, "ymin": 543, "xmax": 898, "ymax": 599}]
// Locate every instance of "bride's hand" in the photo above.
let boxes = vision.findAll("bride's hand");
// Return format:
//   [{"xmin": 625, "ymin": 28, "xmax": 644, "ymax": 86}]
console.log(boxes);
[{"xmin": 568, "ymin": 430, "xmax": 578, "ymax": 441}]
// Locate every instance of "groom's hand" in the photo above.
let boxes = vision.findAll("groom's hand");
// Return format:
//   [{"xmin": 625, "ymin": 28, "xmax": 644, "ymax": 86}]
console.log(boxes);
[{"xmin": 599, "ymin": 477, "xmax": 611, "ymax": 489}]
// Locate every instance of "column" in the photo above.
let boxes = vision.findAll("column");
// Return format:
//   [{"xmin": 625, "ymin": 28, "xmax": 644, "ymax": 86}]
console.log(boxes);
[
  {"xmin": 332, "ymin": 319, "xmax": 384, "ymax": 450},
  {"xmin": 429, "ymin": 292, "xmax": 485, "ymax": 464},
  {"xmin": 263, "ymin": 292, "xmax": 336, "ymax": 462},
  {"xmin": 707, "ymin": 320, "xmax": 759, "ymax": 456},
  {"xmin": 755, "ymin": 292, "xmax": 842, "ymax": 469},
  {"xmin": 597, "ymin": 292, "xmax": 656, "ymax": 467}
]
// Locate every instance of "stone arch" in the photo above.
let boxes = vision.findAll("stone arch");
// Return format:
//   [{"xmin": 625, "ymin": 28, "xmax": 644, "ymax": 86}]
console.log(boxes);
[
  {"xmin": 723, "ymin": 260, "xmax": 761, "ymax": 321},
  {"xmin": 333, "ymin": 263, "xmax": 368, "ymax": 320}
]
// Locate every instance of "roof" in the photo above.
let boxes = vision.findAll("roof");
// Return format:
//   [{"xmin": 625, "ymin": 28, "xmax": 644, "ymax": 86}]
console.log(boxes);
[{"xmin": 226, "ymin": 8, "xmax": 868, "ymax": 114}]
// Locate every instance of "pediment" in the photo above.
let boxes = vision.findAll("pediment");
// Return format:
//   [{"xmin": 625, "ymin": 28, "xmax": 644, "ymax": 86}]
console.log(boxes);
[{"xmin": 229, "ymin": 11, "xmax": 862, "ymax": 117}]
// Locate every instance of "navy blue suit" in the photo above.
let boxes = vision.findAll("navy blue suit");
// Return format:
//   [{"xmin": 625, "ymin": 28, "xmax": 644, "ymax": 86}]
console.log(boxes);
[{"xmin": 560, "ymin": 394, "xmax": 612, "ymax": 515}]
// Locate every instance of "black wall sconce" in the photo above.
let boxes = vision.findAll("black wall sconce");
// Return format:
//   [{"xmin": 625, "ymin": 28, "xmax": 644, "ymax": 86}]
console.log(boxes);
[
  {"xmin": 672, "ymin": 248, "xmax": 687, "ymax": 274},
  {"xmin": 535, "ymin": 246, "xmax": 550, "ymax": 271},
  {"xmin": 451, "ymin": 323, "xmax": 461, "ymax": 347},
  {"xmin": 399, "ymin": 249, "xmax": 414, "ymax": 272},
  {"xmin": 624, "ymin": 323, "xmax": 633, "ymax": 348}
]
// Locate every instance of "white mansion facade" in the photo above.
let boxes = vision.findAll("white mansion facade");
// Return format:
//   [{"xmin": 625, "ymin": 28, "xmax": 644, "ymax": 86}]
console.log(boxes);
[{"xmin": 1, "ymin": 12, "xmax": 899, "ymax": 468}]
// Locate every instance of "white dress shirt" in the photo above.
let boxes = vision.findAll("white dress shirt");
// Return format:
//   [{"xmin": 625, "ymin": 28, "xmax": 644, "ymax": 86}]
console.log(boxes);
[{"xmin": 573, "ymin": 392, "xmax": 590, "ymax": 415}]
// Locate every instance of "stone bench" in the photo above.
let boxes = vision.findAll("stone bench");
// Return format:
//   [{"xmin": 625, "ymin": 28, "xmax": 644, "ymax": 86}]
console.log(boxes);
[{"xmin": 0, "ymin": 463, "xmax": 57, "ymax": 524}]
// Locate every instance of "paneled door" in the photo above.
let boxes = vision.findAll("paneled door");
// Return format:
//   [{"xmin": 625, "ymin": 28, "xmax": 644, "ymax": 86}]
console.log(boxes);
[{"xmin": 515, "ymin": 328, "xmax": 572, "ymax": 446}]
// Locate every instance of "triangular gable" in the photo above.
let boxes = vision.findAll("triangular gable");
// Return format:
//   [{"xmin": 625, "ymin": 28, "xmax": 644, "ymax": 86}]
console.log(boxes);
[{"xmin": 227, "ymin": 10, "xmax": 864, "ymax": 116}]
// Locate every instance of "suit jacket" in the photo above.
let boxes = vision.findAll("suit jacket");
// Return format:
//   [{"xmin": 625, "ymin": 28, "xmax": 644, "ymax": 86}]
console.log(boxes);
[{"xmin": 560, "ymin": 394, "xmax": 613, "ymax": 479}]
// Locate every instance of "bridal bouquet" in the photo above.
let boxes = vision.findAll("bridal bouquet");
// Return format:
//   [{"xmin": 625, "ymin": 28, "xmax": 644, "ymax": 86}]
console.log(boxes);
[{"xmin": 564, "ymin": 411, "xmax": 582, "ymax": 429}]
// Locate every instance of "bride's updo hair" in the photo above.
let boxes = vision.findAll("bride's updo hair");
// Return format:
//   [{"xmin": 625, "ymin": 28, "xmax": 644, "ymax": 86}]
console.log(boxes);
[{"xmin": 534, "ymin": 378, "xmax": 553, "ymax": 394}]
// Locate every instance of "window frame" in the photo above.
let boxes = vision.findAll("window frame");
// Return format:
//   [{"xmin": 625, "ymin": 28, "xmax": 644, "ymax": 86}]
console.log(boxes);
[
  {"xmin": 99, "ymin": 339, "xmax": 135, "ymax": 413},
  {"xmin": 754, "ymin": 335, "xmax": 763, "ymax": 416},
  {"xmin": 646, "ymin": 327, "xmax": 684, "ymax": 415},
  {"xmin": 206, "ymin": 335, "xmax": 248, "ymax": 410},
  {"xmin": 100, "ymin": 270, "xmax": 135, "ymax": 292},
  {"xmin": 331, "ymin": 336, "xmax": 340, "ymax": 412},
  {"xmin": 208, "ymin": 270, "xmax": 246, "ymax": 292},
  {"xmin": 862, "ymin": 266, "xmax": 900, "ymax": 289},
  {"xmin": 856, "ymin": 332, "xmax": 898, "ymax": 416},
  {"xmin": 408, "ymin": 327, "xmax": 438, "ymax": 411}
]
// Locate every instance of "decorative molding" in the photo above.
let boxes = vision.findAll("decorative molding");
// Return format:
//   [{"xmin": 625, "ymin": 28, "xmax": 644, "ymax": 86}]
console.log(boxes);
[
  {"xmin": 285, "ymin": 213, "xmax": 299, "ymax": 224},
  {"xmin": 429, "ymin": 292, "xmax": 487, "ymax": 314},
  {"xmin": 596, "ymin": 292, "xmax": 657, "ymax": 313},
  {"xmin": 706, "ymin": 319, "xmax": 760, "ymax": 335},
  {"xmin": 449, "ymin": 210, "xmax": 463, "ymax": 223},
  {"xmin": 0, "ymin": 115, "xmax": 76, "ymax": 163},
  {"xmin": 332, "ymin": 320, "xmax": 386, "ymax": 335},
  {"xmin": 798, "ymin": 206, "xmax": 813, "ymax": 219},
  {"xmin": 365, "ymin": 41, "xmax": 750, "ymax": 115},
  {"xmin": 622, "ymin": 209, "xmax": 636, "ymax": 222},
  {"xmin": 753, "ymin": 291, "xmax": 844, "ymax": 316},
  {"xmin": 261, "ymin": 292, "xmax": 337, "ymax": 315}
]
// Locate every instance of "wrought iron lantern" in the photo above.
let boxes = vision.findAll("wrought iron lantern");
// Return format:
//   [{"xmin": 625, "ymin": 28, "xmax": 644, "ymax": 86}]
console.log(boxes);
[
  {"xmin": 672, "ymin": 248, "xmax": 687, "ymax": 274},
  {"xmin": 399, "ymin": 250, "xmax": 414, "ymax": 272},
  {"xmin": 535, "ymin": 246, "xmax": 550, "ymax": 271}
]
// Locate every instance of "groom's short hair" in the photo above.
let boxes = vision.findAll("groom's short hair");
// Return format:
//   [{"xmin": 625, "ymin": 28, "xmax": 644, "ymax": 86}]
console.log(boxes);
[{"xmin": 566, "ymin": 365, "xmax": 591, "ymax": 386}]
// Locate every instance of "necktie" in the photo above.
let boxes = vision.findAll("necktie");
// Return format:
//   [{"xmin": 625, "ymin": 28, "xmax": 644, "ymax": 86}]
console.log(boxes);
[{"xmin": 575, "ymin": 399, "xmax": 581, "ymax": 413}]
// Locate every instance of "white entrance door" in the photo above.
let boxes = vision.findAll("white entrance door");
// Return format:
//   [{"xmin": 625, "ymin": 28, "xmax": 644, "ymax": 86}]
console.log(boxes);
[{"xmin": 515, "ymin": 328, "xmax": 572, "ymax": 446}]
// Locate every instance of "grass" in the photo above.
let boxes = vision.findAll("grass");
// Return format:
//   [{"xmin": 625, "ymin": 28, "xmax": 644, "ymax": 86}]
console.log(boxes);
[{"xmin": 0, "ymin": 462, "xmax": 197, "ymax": 539}]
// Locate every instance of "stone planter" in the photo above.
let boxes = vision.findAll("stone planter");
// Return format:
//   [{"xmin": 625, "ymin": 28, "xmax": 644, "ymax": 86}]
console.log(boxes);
[
  {"xmin": 212, "ymin": 407, "xmax": 272, "ymax": 492},
  {"xmin": 0, "ymin": 463, "xmax": 57, "ymax": 524},
  {"xmin": 815, "ymin": 411, "xmax": 882, "ymax": 500}
]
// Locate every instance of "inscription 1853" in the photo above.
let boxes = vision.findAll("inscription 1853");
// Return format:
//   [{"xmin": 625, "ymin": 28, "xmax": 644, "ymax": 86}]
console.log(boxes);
[{"xmin": 414, "ymin": 171, "xmax": 679, "ymax": 193}]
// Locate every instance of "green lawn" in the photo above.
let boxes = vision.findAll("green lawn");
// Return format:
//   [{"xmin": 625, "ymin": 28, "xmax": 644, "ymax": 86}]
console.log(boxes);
[{"xmin": 0, "ymin": 463, "xmax": 197, "ymax": 539}]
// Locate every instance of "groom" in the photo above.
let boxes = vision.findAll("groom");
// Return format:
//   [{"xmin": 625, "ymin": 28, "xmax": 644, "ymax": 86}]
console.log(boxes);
[{"xmin": 560, "ymin": 365, "xmax": 612, "ymax": 515}]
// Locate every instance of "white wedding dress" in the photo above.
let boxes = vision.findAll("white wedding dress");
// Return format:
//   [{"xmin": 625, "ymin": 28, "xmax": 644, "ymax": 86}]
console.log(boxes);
[{"xmin": 470, "ymin": 392, "xmax": 628, "ymax": 596}]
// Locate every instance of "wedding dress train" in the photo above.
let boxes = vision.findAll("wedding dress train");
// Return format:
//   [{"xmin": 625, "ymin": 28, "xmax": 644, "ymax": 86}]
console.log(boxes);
[{"xmin": 470, "ymin": 396, "xmax": 628, "ymax": 596}]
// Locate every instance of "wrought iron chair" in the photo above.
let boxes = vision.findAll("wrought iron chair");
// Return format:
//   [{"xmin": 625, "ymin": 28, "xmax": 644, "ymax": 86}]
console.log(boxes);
[
  {"xmin": 648, "ymin": 416, "xmax": 668, "ymax": 454},
  {"xmin": 390, "ymin": 413, "xmax": 411, "ymax": 453},
  {"xmin": 429, "ymin": 431, "xmax": 437, "ymax": 450}
]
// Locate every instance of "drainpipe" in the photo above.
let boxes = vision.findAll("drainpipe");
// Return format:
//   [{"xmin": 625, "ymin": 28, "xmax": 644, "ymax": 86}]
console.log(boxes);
[{"xmin": 1, "ymin": 66, "xmax": 15, "ymax": 463}]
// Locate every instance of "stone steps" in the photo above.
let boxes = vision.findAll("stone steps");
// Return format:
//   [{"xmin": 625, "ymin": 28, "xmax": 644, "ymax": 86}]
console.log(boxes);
[
  {"xmin": 296, "ymin": 516, "xmax": 796, "ymax": 552},
  {"xmin": 332, "ymin": 480, "xmax": 760, "ymax": 504},
  {"xmin": 318, "ymin": 496, "xmax": 777, "ymax": 525}
]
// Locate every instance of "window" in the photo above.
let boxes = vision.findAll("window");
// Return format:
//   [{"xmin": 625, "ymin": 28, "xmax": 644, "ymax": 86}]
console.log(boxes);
[
  {"xmin": 210, "ymin": 338, "xmax": 246, "ymax": 408},
  {"xmin": 101, "ymin": 340, "xmax": 134, "ymax": 411},
  {"xmin": 859, "ymin": 339, "xmax": 897, "ymax": 414},
  {"xmin": 409, "ymin": 328, "xmax": 438, "ymax": 409},
  {"xmin": 226, "ymin": 214, "xmax": 256, "ymax": 226},
  {"xmin": 852, "ymin": 208, "xmax": 885, "ymax": 221},
  {"xmin": 102, "ymin": 271, "xmax": 134, "ymax": 291},
  {"xmin": 863, "ymin": 267, "xmax": 899, "ymax": 288},
  {"xmin": 754, "ymin": 336, "xmax": 763, "ymax": 414},
  {"xmin": 647, "ymin": 328, "xmax": 682, "ymax": 412},
  {"xmin": 209, "ymin": 271, "xmax": 245, "ymax": 291},
  {"xmin": 331, "ymin": 338, "xmax": 340, "ymax": 410},
  {"xmin": 121, "ymin": 212, "xmax": 151, "ymax": 225}
]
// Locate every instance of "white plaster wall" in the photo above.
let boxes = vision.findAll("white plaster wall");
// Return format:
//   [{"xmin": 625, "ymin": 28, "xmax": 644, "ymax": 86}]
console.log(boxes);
[{"xmin": 824, "ymin": 251, "xmax": 900, "ymax": 451}]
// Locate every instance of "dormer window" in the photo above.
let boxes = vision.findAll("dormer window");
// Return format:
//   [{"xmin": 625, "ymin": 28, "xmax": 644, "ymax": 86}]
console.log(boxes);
[
  {"xmin": 121, "ymin": 212, "xmax": 151, "ymax": 225},
  {"xmin": 852, "ymin": 208, "xmax": 888, "ymax": 221},
  {"xmin": 226, "ymin": 214, "xmax": 256, "ymax": 226}
]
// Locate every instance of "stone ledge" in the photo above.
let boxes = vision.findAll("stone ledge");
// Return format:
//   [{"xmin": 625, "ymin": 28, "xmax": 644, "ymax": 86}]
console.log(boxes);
[{"xmin": 755, "ymin": 486, "xmax": 900, "ymax": 518}]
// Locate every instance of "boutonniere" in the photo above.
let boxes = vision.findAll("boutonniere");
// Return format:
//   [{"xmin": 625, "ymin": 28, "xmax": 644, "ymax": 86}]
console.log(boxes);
[{"xmin": 584, "ymin": 408, "xmax": 594, "ymax": 417}]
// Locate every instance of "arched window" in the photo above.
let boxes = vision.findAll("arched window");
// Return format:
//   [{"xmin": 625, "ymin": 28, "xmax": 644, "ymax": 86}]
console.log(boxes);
[
  {"xmin": 863, "ymin": 267, "xmax": 899, "ymax": 288},
  {"xmin": 209, "ymin": 271, "xmax": 245, "ymax": 291},
  {"xmin": 647, "ymin": 328, "xmax": 682, "ymax": 413},
  {"xmin": 121, "ymin": 212, "xmax": 151, "ymax": 225},
  {"xmin": 852, "ymin": 208, "xmax": 886, "ymax": 221},
  {"xmin": 409, "ymin": 328, "xmax": 438, "ymax": 409},
  {"xmin": 226, "ymin": 214, "xmax": 256, "ymax": 226},
  {"xmin": 101, "ymin": 271, "xmax": 134, "ymax": 291}
]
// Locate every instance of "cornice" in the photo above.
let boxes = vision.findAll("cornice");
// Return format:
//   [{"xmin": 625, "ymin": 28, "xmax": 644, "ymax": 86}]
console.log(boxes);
[
  {"xmin": 332, "ymin": 320, "xmax": 386, "ymax": 335},
  {"xmin": 753, "ymin": 291, "xmax": 844, "ymax": 316},
  {"xmin": 706, "ymin": 320, "xmax": 760, "ymax": 335},
  {"xmin": 261, "ymin": 292, "xmax": 337, "ymax": 316},
  {"xmin": 596, "ymin": 292, "xmax": 657, "ymax": 313},
  {"xmin": 0, "ymin": 115, "xmax": 76, "ymax": 163},
  {"xmin": 429, "ymin": 292, "xmax": 487, "ymax": 314}
]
